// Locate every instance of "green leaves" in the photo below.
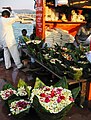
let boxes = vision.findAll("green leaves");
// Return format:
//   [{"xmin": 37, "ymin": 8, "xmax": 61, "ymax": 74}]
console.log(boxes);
[
  {"xmin": 17, "ymin": 79, "xmax": 31, "ymax": 98},
  {"xmin": 2, "ymin": 83, "xmax": 15, "ymax": 90},
  {"xmin": 17, "ymin": 79, "xmax": 27, "ymax": 88},
  {"xmin": 34, "ymin": 77, "xmax": 46, "ymax": 89},
  {"xmin": 72, "ymin": 87, "xmax": 81, "ymax": 100},
  {"xmin": 53, "ymin": 76, "xmax": 68, "ymax": 89}
]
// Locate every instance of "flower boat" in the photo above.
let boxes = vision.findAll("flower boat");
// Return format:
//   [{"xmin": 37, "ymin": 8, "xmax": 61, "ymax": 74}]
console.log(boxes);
[
  {"xmin": 0, "ymin": 84, "xmax": 17, "ymax": 101},
  {"xmin": 31, "ymin": 78, "xmax": 80, "ymax": 120},
  {"xmin": 9, "ymin": 99, "xmax": 31, "ymax": 116},
  {"xmin": 0, "ymin": 79, "xmax": 32, "ymax": 117}
]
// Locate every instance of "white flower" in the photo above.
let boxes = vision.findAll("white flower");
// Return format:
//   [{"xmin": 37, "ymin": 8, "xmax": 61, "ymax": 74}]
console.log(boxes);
[
  {"xmin": 43, "ymin": 54, "xmax": 51, "ymax": 59},
  {"xmin": 31, "ymin": 40, "xmax": 41, "ymax": 44},
  {"xmin": 70, "ymin": 66, "xmax": 83, "ymax": 71},
  {"xmin": 17, "ymin": 86, "xmax": 27, "ymax": 96},
  {"xmin": 27, "ymin": 86, "xmax": 32, "ymax": 91},
  {"xmin": 50, "ymin": 58, "xmax": 62, "ymax": 64}
]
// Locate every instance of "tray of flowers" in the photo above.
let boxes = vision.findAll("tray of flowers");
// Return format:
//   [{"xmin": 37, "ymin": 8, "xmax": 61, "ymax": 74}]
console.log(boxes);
[
  {"xmin": 31, "ymin": 77, "xmax": 80, "ymax": 120},
  {"xmin": 0, "ymin": 79, "xmax": 32, "ymax": 101}
]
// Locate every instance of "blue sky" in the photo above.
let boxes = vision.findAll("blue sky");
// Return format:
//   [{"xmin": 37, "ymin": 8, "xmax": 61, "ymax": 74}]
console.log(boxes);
[{"xmin": 0, "ymin": 0, "xmax": 35, "ymax": 10}]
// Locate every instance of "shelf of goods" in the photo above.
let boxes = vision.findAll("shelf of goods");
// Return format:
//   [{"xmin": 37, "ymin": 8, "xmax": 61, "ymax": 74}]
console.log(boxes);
[{"xmin": 36, "ymin": 0, "xmax": 86, "ymax": 40}]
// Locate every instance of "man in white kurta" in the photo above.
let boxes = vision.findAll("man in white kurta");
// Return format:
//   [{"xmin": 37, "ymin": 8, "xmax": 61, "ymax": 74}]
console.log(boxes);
[{"xmin": 0, "ymin": 7, "xmax": 23, "ymax": 69}]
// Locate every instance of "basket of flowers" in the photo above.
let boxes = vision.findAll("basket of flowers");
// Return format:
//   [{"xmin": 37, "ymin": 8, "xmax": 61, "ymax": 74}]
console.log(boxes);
[
  {"xmin": 31, "ymin": 77, "xmax": 80, "ymax": 120},
  {"xmin": 8, "ymin": 98, "xmax": 31, "ymax": 117},
  {"xmin": 0, "ymin": 83, "xmax": 17, "ymax": 102},
  {"xmin": 0, "ymin": 79, "xmax": 32, "ymax": 118}
]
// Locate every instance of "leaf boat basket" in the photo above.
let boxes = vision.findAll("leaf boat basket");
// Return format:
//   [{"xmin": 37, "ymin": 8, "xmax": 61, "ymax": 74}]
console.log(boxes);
[
  {"xmin": 33, "ymin": 96, "xmax": 73, "ymax": 120},
  {"xmin": 8, "ymin": 98, "xmax": 31, "ymax": 118},
  {"xmin": 32, "ymin": 77, "xmax": 80, "ymax": 120},
  {"xmin": 67, "ymin": 67, "xmax": 83, "ymax": 81}
]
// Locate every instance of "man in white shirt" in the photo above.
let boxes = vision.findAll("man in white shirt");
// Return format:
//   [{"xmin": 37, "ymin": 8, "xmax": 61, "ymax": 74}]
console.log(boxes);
[{"xmin": 0, "ymin": 7, "xmax": 23, "ymax": 70}]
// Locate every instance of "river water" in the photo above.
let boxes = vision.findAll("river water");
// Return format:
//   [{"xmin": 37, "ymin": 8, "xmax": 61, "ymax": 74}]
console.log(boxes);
[{"xmin": 13, "ymin": 22, "xmax": 34, "ymax": 42}]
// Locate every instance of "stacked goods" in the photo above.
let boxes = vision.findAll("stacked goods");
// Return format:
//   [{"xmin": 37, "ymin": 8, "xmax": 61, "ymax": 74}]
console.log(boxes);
[
  {"xmin": 45, "ymin": 28, "xmax": 74, "ymax": 47},
  {"xmin": 45, "ymin": 6, "xmax": 59, "ymax": 21}
]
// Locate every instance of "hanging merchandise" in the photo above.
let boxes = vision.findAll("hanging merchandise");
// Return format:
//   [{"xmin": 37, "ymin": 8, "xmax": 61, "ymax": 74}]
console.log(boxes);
[{"xmin": 55, "ymin": 0, "xmax": 68, "ymax": 7}]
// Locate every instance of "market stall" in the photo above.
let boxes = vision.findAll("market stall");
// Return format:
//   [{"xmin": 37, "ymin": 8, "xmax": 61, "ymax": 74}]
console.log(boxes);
[
  {"xmin": 20, "ymin": 39, "xmax": 91, "ymax": 105},
  {"xmin": 34, "ymin": 0, "xmax": 91, "ymax": 102},
  {"xmin": 36, "ymin": 0, "xmax": 87, "ymax": 40}
]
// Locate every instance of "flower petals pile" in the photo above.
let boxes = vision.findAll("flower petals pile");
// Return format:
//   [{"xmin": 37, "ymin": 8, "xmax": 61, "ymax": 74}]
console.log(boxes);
[
  {"xmin": 32, "ymin": 86, "xmax": 74, "ymax": 113},
  {"xmin": 0, "ymin": 88, "xmax": 16, "ymax": 100},
  {"xmin": 9, "ymin": 99, "xmax": 30, "ymax": 115}
]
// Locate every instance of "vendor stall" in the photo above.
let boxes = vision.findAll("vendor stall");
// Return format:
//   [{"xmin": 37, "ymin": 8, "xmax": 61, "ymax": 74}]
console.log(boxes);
[
  {"xmin": 34, "ymin": 0, "xmax": 91, "ymax": 102},
  {"xmin": 36, "ymin": 0, "xmax": 87, "ymax": 40},
  {"xmin": 21, "ymin": 39, "xmax": 91, "ymax": 105}
]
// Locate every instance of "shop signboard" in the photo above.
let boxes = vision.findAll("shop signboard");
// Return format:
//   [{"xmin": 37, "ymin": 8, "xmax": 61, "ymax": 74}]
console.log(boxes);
[{"xmin": 36, "ymin": 0, "xmax": 45, "ymax": 39}]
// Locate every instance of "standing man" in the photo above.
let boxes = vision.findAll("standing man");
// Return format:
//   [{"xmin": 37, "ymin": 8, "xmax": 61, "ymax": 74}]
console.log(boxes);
[{"xmin": 0, "ymin": 7, "xmax": 23, "ymax": 70}]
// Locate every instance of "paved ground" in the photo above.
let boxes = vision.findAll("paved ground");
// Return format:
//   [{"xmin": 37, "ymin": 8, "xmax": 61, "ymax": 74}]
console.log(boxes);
[{"xmin": 0, "ymin": 60, "xmax": 91, "ymax": 120}]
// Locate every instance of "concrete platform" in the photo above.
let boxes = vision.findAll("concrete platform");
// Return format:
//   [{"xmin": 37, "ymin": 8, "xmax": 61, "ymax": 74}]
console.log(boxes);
[{"xmin": 0, "ymin": 61, "xmax": 91, "ymax": 120}]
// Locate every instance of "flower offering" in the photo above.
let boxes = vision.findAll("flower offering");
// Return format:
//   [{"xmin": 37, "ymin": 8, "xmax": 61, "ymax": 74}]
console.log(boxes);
[
  {"xmin": 9, "ymin": 99, "xmax": 30, "ymax": 115},
  {"xmin": 0, "ymin": 88, "xmax": 16, "ymax": 100},
  {"xmin": 32, "ymin": 86, "xmax": 74, "ymax": 113}
]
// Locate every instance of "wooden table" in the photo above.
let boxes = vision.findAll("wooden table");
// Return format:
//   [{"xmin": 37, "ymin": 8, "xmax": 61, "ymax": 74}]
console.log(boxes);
[{"xmin": 68, "ymin": 79, "xmax": 88, "ymax": 106}]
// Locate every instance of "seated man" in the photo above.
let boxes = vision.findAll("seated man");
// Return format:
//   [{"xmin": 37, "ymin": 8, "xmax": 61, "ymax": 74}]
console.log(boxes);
[
  {"xmin": 18, "ymin": 29, "xmax": 30, "ymax": 59},
  {"xmin": 74, "ymin": 19, "xmax": 91, "ymax": 48},
  {"xmin": 18, "ymin": 29, "xmax": 30, "ymax": 47},
  {"xmin": 30, "ymin": 25, "xmax": 36, "ymax": 40}
]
